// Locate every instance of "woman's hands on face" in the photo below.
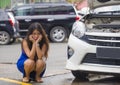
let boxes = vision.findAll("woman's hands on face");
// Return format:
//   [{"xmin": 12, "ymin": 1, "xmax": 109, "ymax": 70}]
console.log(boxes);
[
  {"xmin": 36, "ymin": 35, "xmax": 42, "ymax": 43},
  {"xmin": 29, "ymin": 35, "xmax": 35, "ymax": 43},
  {"xmin": 29, "ymin": 34, "xmax": 42, "ymax": 44}
]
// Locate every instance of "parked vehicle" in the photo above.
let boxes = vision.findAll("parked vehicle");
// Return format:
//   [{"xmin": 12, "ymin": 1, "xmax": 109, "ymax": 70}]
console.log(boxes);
[
  {"xmin": 76, "ymin": 7, "xmax": 89, "ymax": 18},
  {"xmin": 11, "ymin": 2, "xmax": 79, "ymax": 43},
  {"xmin": 0, "ymin": 9, "xmax": 19, "ymax": 45},
  {"xmin": 66, "ymin": 0, "xmax": 120, "ymax": 79}
]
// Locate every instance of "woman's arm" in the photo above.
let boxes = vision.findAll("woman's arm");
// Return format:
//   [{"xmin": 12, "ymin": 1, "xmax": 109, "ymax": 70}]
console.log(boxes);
[
  {"xmin": 36, "ymin": 44, "xmax": 47, "ymax": 59},
  {"xmin": 22, "ymin": 39, "xmax": 36, "ymax": 60}
]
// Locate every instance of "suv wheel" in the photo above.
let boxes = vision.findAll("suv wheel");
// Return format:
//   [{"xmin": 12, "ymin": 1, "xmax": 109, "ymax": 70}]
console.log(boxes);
[
  {"xmin": 50, "ymin": 26, "xmax": 67, "ymax": 43},
  {"xmin": 71, "ymin": 70, "xmax": 88, "ymax": 80},
  {"xmin": 0, "ymin": 31, "xmax": 10, "ymax": 45}
]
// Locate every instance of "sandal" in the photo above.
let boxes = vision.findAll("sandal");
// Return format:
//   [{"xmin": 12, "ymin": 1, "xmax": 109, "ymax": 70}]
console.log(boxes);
[
  {"xmin": 36, "ymin": 77, "xmax": 43, "ymax": 83},
  {"xmin": 23, "ymin": 77, "xmax": 29, "ymax": 83}
]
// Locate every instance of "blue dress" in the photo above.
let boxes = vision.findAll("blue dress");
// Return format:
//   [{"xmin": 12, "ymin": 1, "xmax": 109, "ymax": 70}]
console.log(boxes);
[{"xmin": 16, "ymin": 50, "xmax": 45, "ymax": 80}]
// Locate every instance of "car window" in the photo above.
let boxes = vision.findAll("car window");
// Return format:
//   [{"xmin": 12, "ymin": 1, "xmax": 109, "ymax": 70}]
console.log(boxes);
[
  {"xmin": 14, "ymin": 6, "xmax": 32, "ymax": 16},
  {"xmin": 33, "ymin": 6, "xmax": 52, "ymax": 15},
  {"xmin": 33, "ymin": 5, "xmax": 75, "ymax": 15},
  {"xmin": 51, "ymin": 6, "xmax": 76, "ymax": 15}
]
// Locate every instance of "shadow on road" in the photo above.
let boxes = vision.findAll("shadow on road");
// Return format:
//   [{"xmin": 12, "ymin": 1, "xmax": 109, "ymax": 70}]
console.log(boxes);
[{"xmin": 72, "ymin": 76, "xmax": 120, "ymax": 85}]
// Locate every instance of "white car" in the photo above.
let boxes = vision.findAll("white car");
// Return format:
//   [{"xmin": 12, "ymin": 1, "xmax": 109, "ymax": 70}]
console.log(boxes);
[
  {"xmin": 66, "ymin": 0, "xmax": 120, "ymax": 79},
  {"xmin": 77, "ymin": 7, "xmax": 89, "ymax": 17}
]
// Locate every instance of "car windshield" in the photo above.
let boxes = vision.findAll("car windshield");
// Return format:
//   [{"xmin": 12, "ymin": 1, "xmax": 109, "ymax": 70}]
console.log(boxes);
[{"xmin": 93, "ymin": 5, "xmax": 120, "ymax": 14}]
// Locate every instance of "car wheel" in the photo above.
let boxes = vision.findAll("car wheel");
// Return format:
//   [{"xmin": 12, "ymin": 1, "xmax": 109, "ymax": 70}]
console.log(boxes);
[
  {"xmin": 50, "ymin": 26, "xmax": 67, "ymax": 43},
  {"xmin": 0, "ymin": 31, "xmax": 10, "ymax": 45},
  {"xmin": 71, "ymin": 70, "xmax": 88, "ymax": 80}
]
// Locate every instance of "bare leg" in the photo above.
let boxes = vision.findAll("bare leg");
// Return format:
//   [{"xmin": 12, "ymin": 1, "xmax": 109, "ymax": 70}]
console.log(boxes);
[
  {"xmin": 23, "ymin": 59, "xmax": 35, "ymax": 82},
  {"xmin": 35, "ymin": 59, "xmax": 45, "ymax": 82}
]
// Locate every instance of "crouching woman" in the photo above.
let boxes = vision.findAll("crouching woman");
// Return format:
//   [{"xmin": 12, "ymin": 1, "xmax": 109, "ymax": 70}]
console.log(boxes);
[{"xmin": 17, "ymin": 22, "xmax": 49, "ymax": 83}]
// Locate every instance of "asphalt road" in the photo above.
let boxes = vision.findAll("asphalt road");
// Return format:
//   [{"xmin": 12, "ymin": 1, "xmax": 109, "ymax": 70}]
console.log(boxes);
[
  {"xmin": 0, "ymin": 41, "xmax": 120, "ymax": 85},
  {"xmin": 0, "ymin": 41, "xmax": 69, "ymax": 78}
]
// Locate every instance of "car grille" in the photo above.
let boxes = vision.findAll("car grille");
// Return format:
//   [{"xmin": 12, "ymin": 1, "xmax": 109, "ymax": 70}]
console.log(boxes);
[
  {"xmin": 82, "ymin": 35, "xmax": 120, "ymax": 47},
  {"xmin": 81, "ymin": 53, "xmax": 120, "ymax": 66}
]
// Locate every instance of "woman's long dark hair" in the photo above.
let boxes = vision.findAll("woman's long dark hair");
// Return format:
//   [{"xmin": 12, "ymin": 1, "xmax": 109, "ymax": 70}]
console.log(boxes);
[{"xmin": 22, "ymin": 22, "xmax": 49, "ymax": 57}]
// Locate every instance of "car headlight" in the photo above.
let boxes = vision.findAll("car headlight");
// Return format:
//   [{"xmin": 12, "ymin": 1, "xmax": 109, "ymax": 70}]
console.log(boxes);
[{"xmin": 72, "ymin": 21, "xmax": 85, "ymax": 38}]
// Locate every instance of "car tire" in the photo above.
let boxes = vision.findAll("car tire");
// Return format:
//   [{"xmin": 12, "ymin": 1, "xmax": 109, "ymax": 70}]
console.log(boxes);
[
  {"xmin": 71, "ymin": 70, "xmax": 88, "ymax": 80},
  {"xmin": 50, "ymin": 26, "xmax": 67, "ymax": 43},
  {"xmin": 0, "ymin": 31, "xmax": 11, "ymax": 45}
]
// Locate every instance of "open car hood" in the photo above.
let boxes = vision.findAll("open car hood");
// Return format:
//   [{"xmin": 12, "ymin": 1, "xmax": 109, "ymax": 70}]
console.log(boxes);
[{"xmin": 88, "ymin": 0, "xmax": 120, "ymax": 9}]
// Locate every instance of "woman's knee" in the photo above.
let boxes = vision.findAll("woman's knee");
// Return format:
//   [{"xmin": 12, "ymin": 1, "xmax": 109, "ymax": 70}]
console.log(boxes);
[
  {"xmin": 36, "ymin": 59, "xmax": 46, "ymax": 67},
  {"xmin": 24, "ymin": 59, "xmax": 35, "ymax": 67}
]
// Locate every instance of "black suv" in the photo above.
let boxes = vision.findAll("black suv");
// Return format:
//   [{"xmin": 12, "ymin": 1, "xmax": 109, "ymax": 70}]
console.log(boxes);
[
  {"xmin": 12, "ymin": 2, "xmax": 79, "ymax": 42},
  {"xmin": 0, "ymin": 9, "xmax": 19, "ymax": 45}
]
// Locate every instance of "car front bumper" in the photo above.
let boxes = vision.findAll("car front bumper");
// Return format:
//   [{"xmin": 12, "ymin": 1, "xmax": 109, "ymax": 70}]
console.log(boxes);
[{"xmin": 66, "ymin": 34, "xmax": 120, "ymax": 74}]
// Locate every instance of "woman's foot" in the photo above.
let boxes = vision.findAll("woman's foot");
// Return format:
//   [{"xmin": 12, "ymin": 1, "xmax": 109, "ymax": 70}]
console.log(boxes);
[
  {"xmin": 35, "ymin": 77, "xmax": 43, "ymax": 83},
  {"xmin": 23, "ymin": 77, "xmax": 29, "ymax": 83}
]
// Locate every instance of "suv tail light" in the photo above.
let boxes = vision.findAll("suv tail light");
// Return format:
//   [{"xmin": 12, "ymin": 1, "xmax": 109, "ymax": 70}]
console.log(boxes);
[
  {"xmin": 75, "ymin": 16, "xmax": 80, "ymax": 21},
  {"xmin": 9, "ymin": 19, "xmax": 14, "ymax": 26}
]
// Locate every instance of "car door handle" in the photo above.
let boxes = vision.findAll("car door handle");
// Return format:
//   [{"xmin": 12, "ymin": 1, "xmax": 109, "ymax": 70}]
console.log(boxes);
[
  {"xmin": 25, "ymin": 19, "xmax": 31, "ymax": 22},
  {"xmin": 47, "ymin": 18, "xmax": 54, "ymax": 21}
]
